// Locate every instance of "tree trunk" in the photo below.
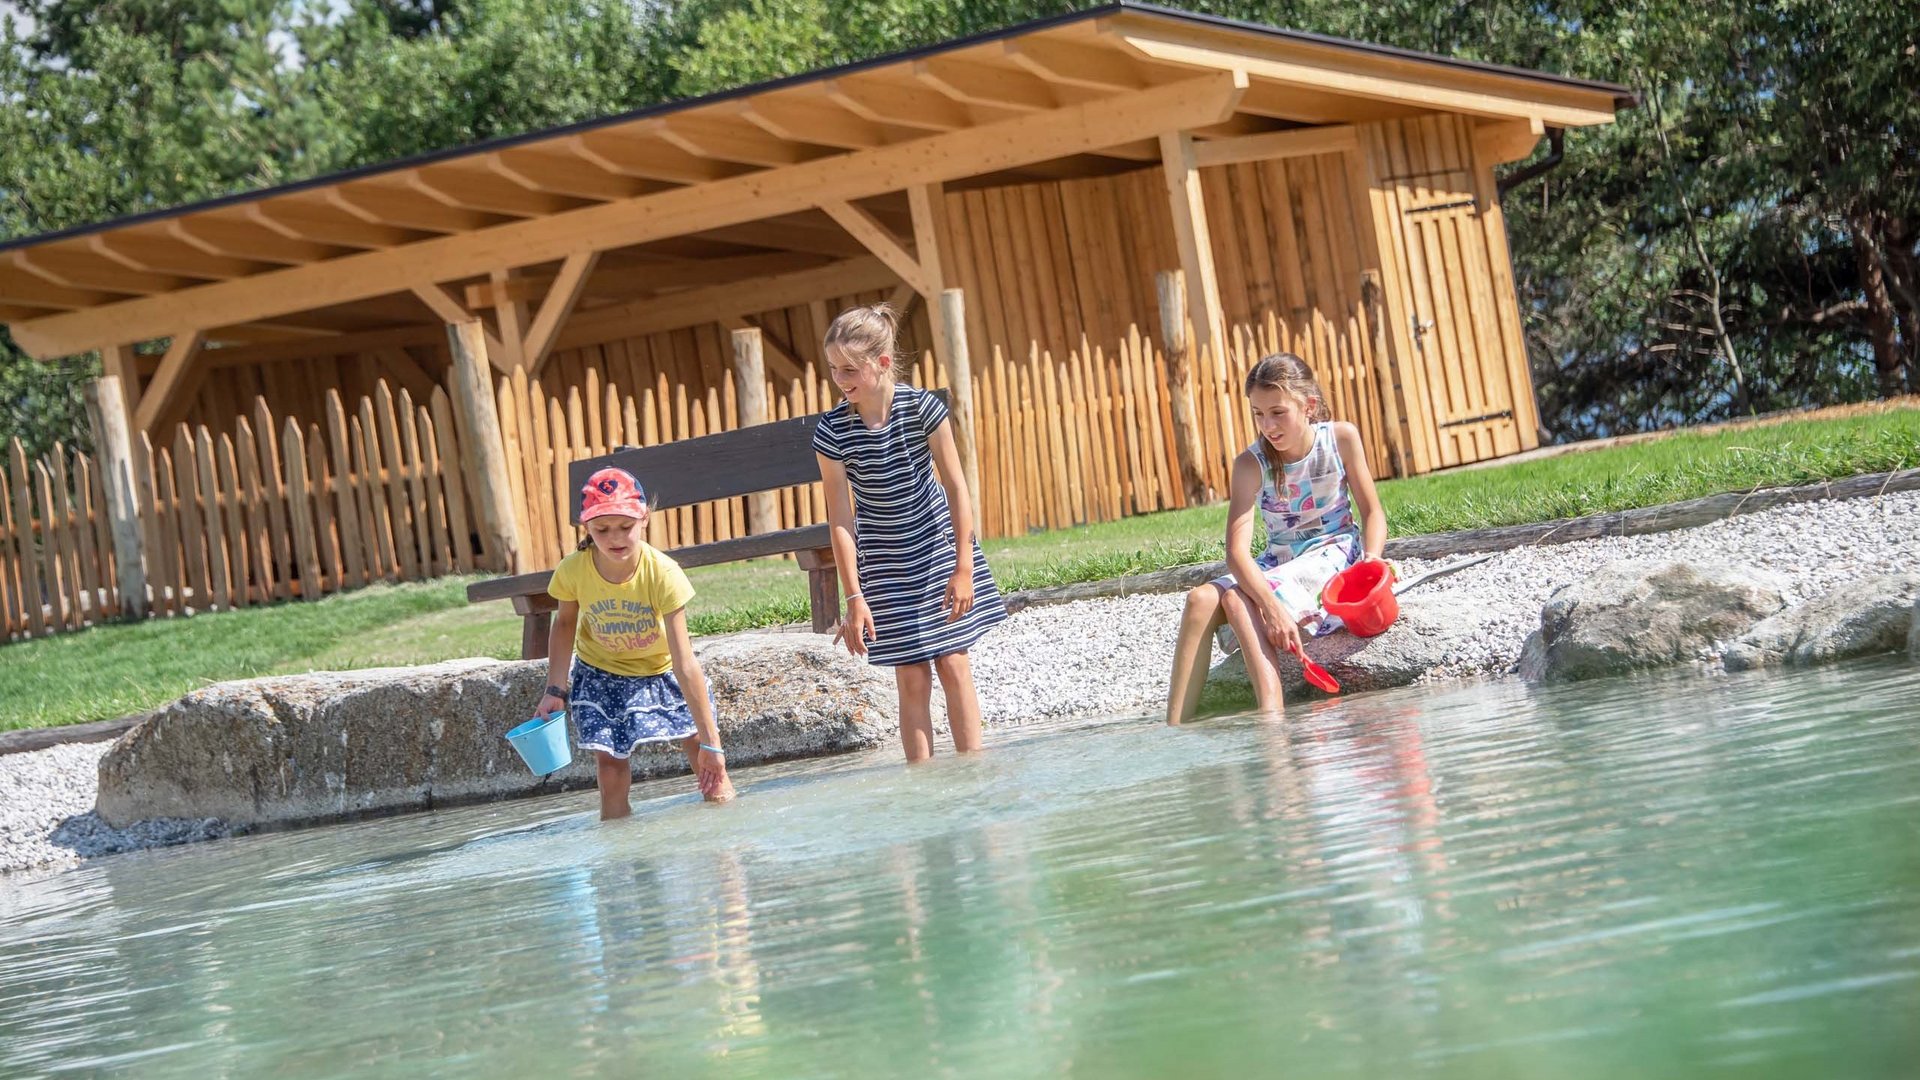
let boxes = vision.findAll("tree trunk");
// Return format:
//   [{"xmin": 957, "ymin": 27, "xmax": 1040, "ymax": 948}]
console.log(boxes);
[{"xmin": 1853, "ymin": 220, "xmax": 1909, "ymax": 398}]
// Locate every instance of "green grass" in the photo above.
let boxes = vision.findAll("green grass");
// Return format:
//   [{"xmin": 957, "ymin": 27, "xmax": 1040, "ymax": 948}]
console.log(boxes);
[{"xmin": 6, "ymin": 407, "xmax": 1915, "ymax": 732}]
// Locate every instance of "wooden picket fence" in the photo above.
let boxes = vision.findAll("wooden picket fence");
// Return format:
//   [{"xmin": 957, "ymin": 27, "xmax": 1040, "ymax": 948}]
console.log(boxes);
[
  {"xmin": 1, "ymin": 439, "xmax": 122, "ymax": 640},
  {"xmin": 0, "ymin": 380, "xmax": 501, "ymax": 641}
]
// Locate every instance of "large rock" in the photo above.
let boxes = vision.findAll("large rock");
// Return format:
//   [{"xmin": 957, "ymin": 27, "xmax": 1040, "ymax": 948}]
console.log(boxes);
[
  {"xmin": 1723, "ymin": 574, "xmax": 1920, "ymax": 672},
  {"xmin": 1201, "ymin": 592, "xmax": 1482, "ymax": 707},
  {"xmin": 97, "ymin": 633, "xmax": 895, "ymax": 830},
  {"xmin": 1517, "ymin": 560, "xmax": 1784, "ymax": 683}
]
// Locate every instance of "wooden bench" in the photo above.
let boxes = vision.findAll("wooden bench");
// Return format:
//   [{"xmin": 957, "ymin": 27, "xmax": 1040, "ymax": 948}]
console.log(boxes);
[{"xmin": 467, "ymin": 410, "xmax": 841, "ymax": 659}]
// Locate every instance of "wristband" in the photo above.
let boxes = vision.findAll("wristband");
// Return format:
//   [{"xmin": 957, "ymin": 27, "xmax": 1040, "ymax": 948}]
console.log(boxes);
[
  {"xmin": 545, "ymin": 683, "xmax": 570, "ymax": 701},
  {"xmin": 844, "ymin": 592, "xmax": 863, "ymax": 605},
  {"xmin": 700, "ymin": 743, "xmax": 725, "ymax": 756}
]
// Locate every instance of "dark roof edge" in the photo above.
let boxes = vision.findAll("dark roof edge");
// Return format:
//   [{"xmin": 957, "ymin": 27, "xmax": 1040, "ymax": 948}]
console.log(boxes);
[{"xmin": 0, "ymin": 1, "xmax": 1634, "ymax": 256}]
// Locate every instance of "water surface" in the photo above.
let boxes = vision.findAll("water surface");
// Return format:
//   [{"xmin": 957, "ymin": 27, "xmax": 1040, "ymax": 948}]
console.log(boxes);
[{"xmin": 4, "ymin": 659, "xmax": 1918, "ymax": 1078}]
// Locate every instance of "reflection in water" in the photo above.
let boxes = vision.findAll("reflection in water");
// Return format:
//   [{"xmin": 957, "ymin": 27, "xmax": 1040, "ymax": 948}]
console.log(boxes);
[{"xmin": 4, "ymin": 659, "xmax": 1920, "ymax": 1078}]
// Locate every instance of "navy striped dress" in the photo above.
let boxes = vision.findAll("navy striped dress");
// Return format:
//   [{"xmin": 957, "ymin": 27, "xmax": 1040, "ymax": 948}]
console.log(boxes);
[{"xmin": 812, "ymin": 384, "xmax": 1007, "ymax": 666}]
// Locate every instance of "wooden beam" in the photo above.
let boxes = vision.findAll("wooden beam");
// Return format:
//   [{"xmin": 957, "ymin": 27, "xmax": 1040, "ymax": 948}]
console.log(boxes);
[
  {"xmin": 655, "ymin": 115, "xmax": 820, "ymax": 167},
  {"xmin": 464, "ymin": 251, "xmax": 829, "ymax": 309},
  {"xmin": 938, "ymin": 288, "xmax": 981, "ymax": 509},
  {"xmin": 1474, "ymin": 116, "xmax": 1547, "ymax": 165},
  {"xmin": 827, "ymin": 76, "xmax": 974, "ymax": 131},
  {"xmin": 246, "ymin": 201, "xmax": 423, "ymax": 250},
  {"xmin": 1159, "ymin": 131, "xmax": 1227, "ymax": 360},
  {"xmin": 491, "ymin": 269, "xmax": 529, "ymax": 370},
  {"xmin": 102, "ymin": 345, "xmax": 143, "ymax": 430},
  {"xmin": 0, "ymin": 265, "xmax": 121, "ymax": 309},
  {"xmin": 489, "ymin": 148, "xmax": 654, "ymax": 201},
  {"xmin": 1006, "ymin": 37, "xmax": 1150, "ymax": 91},
  {"xmin": 134, "ymin": 330, "xmax": 206, "ymax": 432},
  {"xmin": 729, "ymin": 326, "xmax": 779, "ymax": 537},
  {"xmin": 913, "ymin": 57, "xmax": 1058, "ymax": 110},
  {"xmin": 1191, "ymin": 124, "xmax": 1359, "ymax": 167},
  {"xmin": 328, "ymin": 184, "xmax": 499, "ymax": 234},
  {"xmin": 412, "ymin": 284, "xmax": 508, "ymax": 366},
  {"xmin": 87, "ymin": 232, "xmax": 267, "ymax": 279},
  {"xmin": 1116, "ymin": 33, "xmax": 1616, "ymax": 126},
  {"xmin": 13, "ymin": 73, "xmax": 1248, "ymax": 359},
  {"xmin": 737, "ymin": 96, "xmax": 888, "ymax": 149},
  {"xmin": 557, "ymin": 256, "xmax": 899, "ymax": 352},
  {"xmin": 525, "ymin": 252, "xmax": 601, "ymax": 373},
  {"xmin": 13, "ymin": 249, "xmax": 189, "ymax": 294},
  {"xmin": 86, "ymin": 374, "xmax": 149, "ymax": 618},
  {"xmin": 408, "ymin": 165, "xmax": 583, "ymax": 217},
  {"xmin": 818, "ymin": 201, "xmax": 932, "ymax": 299},
  {"xmin": 167, "ymin": 216, "xmax": 347, "ymax": 265},
  {"xmin": 563, "ymin": 132, "xmax": 737, "ymax": 184}
]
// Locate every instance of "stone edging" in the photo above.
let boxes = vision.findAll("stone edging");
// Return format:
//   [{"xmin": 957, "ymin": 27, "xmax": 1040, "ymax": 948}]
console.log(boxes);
[
  {"xmin": 1004, "ymin": 467, "xmax": 1920, "ymax": 613},
  {"xmin": 0, "ymin": 713, "xmax": 149, "ymax": 758}
]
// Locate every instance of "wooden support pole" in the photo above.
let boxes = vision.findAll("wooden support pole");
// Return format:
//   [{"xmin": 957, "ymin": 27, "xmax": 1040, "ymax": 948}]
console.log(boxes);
[
  {"xmin": 85, "ymin": 375, "xmax": 149, "ymax": 619},
  {"xmin": 1155, "ymin": 269, "xmax": 1211, "ymax": 505},
  {"xmin": 1159, "ymin": 130, "xmax": 1228, "ymax": 361},
  {"xmin": 938, "ymin": 288, "xmax": 982, "ymax": 508},
  {"xmin": 134, "ymin": 330, "xmax": 205, "ymax": 433},
  {"xmin": 729, "ymin": 326, "xmax": 779, "ymax": 538},
  {"xmin": 1361, "ymin": 270, "xmax": 1412, "ymax": 478},
  {"xmin": 447, "ymin": 321, "xmax": 523, "ymax": 572},
  {"xmin": 103, "ymin": 345, "xmax": 143, "ymax": 432}
]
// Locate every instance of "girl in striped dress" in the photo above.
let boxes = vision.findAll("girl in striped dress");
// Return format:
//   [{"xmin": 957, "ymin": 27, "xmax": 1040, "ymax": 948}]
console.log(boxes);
[{"xmin": 812, "ymin": 303, "xmax": 1008, "ymax": 762}]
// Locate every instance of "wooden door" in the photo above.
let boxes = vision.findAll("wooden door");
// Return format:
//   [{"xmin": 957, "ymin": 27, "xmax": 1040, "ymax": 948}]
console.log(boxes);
[{"xmin": 1390, "ymin": 170, "xmax": 1524, "ymax": 466}]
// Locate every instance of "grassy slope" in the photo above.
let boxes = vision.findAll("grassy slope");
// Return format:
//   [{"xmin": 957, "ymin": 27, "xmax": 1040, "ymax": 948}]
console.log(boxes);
[{"xmin": 3, "ymin": 407, "xmax": 1914, "ymax": 731}]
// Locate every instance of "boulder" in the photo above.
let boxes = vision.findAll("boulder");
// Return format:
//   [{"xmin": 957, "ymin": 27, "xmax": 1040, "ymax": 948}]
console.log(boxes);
[
  {"xmin": 1201, "ymin": 592, "xmax": 1482, "ymax": 708},
  {"xmin": 1723, "ymin": 574, "xmax": 1920, "ymax": 672},
  {"xmin": 97, "ymin": 633, "xmax": 895, "ymax": 830},
  {"xmin": 1517, "ymin": 560, "xmax": 1784, "ymax": 684},
  {"xmin": 1912, "ymin": 595, "xmax": 1920, "ymax": 662}
]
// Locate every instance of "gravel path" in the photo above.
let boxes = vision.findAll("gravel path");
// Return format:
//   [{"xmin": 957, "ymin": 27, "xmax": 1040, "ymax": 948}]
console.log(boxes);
[{"xmin": 6, "ymin": 489, "xmax": 1917, "ymax": 877}]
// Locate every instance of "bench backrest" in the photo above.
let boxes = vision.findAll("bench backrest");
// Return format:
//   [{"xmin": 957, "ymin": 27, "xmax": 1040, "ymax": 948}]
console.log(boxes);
[{"xmin": 566, "ymin": 388, "xmax": 947, "ymax": 519}]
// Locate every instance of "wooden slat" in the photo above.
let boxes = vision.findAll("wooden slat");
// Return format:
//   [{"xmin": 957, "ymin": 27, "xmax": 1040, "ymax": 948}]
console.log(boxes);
[
  {"xmin": 194, "ymin": 427, "xmax": 231, "ymax": 612},
  {"xmin": 431, "ymin": 388, "xmax": 476, "ymax": 574},
  {"xmin": 253, "ymin": 399, "xmax": 295, "ymax": 599},
  {"xmin": 170, "ymin": 426, "xmax": 209, "ymax": 612},
  {"xmin": 215, "ymin": 433, "xmax": 251, "ymax": 608},
  {"xmin": 324, "ymin": 391, "xmax": 368, "ymax": 587},
  {"xmin": 416, "ymin": 405, "xmax": 453, "ymax": 578},
  {"xmin": 234, "ymin": 416, "xmax": 274, "ymax": 603},
  {"xmin": 284, "ymin": 420, "xmax": 324, "ymax": 598},
  {"xmin": 352, "ymin": 408, "xmax": 394, "ymax": 579},
  {"xmin": 372, "ymin": 383, "xmax": 419, "ymax": 580},
  {"xmin": 398, "ymin": 388, "xmax": 435, "ymax": 575}
]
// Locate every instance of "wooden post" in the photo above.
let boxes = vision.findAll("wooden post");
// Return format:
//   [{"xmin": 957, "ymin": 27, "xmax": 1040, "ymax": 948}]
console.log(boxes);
[
  {"xmin": 1155, "ymin": 269, "xmax": 1211, "ymax": 505},
  {"xmin": 1159, "ymin": 130, "xmax": 1228, "ymax": 360},
  {"xmin": 729, "ymin": 326, "xmax": 778, "ymax": 538},
  {"xmin": 447, "ymin": 320, "xmax": 523, "ymax": 572},
  {"xmin": 938, "ymin": 288, "xmax": 982, "ymax": 509},
  {"xmin": 85, "ymin": 376, "xmax": 148, "ymax": 619}
]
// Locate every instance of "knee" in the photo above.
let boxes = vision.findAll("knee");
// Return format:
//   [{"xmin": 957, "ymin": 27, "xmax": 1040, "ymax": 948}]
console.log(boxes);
[
  {"xmin": 896, "ymin": 663, "xmax": 933, "ymax": 693},
  {"xmin": 1182, "ymin": 585, "xmax": 1221, "ymax": 623},
  {"xmin": 933, "ymin": 651, "xmax": 970, "ymax": 679},
  {"xmin": 595, "ymin": 751, "xmax": 627, "ymax": 777}
]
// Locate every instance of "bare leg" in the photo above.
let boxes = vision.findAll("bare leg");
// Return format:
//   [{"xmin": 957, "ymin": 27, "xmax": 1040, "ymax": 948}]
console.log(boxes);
[
  {"xmin": 680, "ymin": 734, "xmax": 736, "ymax": 802},
  {"xmin": 934, "ymin": 651, "xmax": 984, "ymax": 753},
  {"xmin": 1167, "ymin": 584, "xmax": 1228, "ymax": 726},
  {"xmin": 595, "ymin": 751, "xmax": 632, "ymax": 820},
  {"xmin": 896, "ymin": 663, "xmax": 936, "ymax": 762},
  {"xmin": 1220, "ymin": 586, "xmax": 1287, "ymax": 715}
]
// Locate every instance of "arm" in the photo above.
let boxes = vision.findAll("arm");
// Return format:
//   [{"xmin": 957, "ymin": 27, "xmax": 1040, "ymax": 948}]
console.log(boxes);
[
  {"xmin": 1224, "ymin": 451, "xmax": 1303, "ymax": 654},
  {"xmin": 816, "ymin": 452, "xmax": 875, "ymax": 654},
  {"xmin": 1333, "ymin": 422, "xmax": 1388, "ymax": 561},
  {"xmin": 927, "ymin": 418, "xmax": 977, "ymax": 622},
  {"xmin": 536, "ymin": 600, "xmax": 579, "ymax": 717},
  {"xmin": 664, "ymin": 606, "xmax": 729, "ymax": 794}
]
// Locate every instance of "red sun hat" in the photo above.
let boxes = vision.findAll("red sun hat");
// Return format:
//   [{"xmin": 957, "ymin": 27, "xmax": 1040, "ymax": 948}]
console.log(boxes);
[{"xmin": 580, "ymin": 467, "xmax": 648, "ymax": 523}]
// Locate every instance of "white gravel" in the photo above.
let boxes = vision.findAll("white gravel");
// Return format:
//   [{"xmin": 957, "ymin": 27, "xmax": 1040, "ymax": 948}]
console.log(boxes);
[{"xmin": 6, "ymin": 489, "xmax": 1917, "ymax": 878}]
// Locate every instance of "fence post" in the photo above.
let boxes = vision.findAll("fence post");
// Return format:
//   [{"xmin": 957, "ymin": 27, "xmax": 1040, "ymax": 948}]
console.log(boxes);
[
  {"xmin": 1361, "ymin": 270, "xmax": 1412, "ymax": 479},
  {"xmin": 728, "ymin": 326, "xmax": 779, "ymax": 538},
  {"xmin": 86, "ymin": 376, "xmax": 149, "ymax": 619},
  {"xmin": 446, "ymin": 320, "xmax": 523, "ymax": 572},
  {"xmin": 1155, "ymin": 269, "xmax": 1211, "ymax": 506},
  {"xmin": 938, "ymin": 288, "xmax": 983, "ymax": 515}
]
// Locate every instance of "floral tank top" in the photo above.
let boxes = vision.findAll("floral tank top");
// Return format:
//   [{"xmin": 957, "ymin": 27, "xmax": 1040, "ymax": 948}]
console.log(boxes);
[{"xmin": 1253, "ymin": 422, "xmax": 1360, "ymax": 565}]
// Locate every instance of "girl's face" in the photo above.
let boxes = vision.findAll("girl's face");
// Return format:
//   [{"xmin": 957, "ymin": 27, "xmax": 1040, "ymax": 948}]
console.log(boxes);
[
  {"xmin": 1248, "ymin": 385, "xmax": 1316, "ymax": 455},
  {"xmin": 587, "ymin": 512, "xmax": 645, "ymax": 559},
  {"xmin": 827, "ymin": 346, "xmax": 890, "ymax": 405}
]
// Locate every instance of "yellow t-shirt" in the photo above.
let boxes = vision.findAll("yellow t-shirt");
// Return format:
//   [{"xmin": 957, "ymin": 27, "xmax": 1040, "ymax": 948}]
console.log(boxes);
[{"xmin": 547, "ymin": 545, "xmax": 695, "ymax": 677}]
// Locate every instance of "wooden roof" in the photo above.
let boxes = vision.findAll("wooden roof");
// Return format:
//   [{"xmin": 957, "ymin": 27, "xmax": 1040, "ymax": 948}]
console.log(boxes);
[{"xmin": 0, "ymin": 1, "xmax": 1629, "ymax": 362}]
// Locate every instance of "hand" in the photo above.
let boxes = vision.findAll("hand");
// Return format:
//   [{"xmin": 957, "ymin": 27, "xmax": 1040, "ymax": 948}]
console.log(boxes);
[
  {"xmin": 832, "ymin": 595, "xmax": 877, "ymax": 657},
  {"xmin": 695, "ymin": 748, "xmax": 732, "ymax": 801},
  {"xmin": 1361, "ymin": 552, "xmax": 1396, "ymax": 581},
  {"xmin": 944, "ymin": 566, "xmax": 975, "ymax": 623},
  {"xmin": 1260, "ymin": 600, "xmax": 1304, "ymax": 657},
  {"xmin": 535, "ymin": 693, "xmax": 566, "ymax": 720}
]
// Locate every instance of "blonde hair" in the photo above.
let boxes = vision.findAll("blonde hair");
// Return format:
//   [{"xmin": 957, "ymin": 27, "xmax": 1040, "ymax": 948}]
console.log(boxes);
[
  {"xmin": 823, "ymin": 302, "xmax": 905, "ymax": 376},
  {"xmin": 1245, "ymin": 352, "xmax": 1330, "ymax": 471}
]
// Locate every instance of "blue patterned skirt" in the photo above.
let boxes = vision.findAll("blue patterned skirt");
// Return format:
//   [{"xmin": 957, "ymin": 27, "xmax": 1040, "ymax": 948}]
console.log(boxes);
[{"xmin": 569, "ymin": 659, "xmax": 700, "ymax": 759}]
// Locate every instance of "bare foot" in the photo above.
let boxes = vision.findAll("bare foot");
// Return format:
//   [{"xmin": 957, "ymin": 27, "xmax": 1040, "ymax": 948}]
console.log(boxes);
[{"xmin": 704, "ymin": 778, "xmax": 737, "ymax": 803}]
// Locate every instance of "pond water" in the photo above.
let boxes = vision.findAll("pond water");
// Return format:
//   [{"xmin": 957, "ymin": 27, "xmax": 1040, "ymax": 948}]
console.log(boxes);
[{"xmin": 3, "ymin": 658, "xmax": 1918, "ymax": 1078}]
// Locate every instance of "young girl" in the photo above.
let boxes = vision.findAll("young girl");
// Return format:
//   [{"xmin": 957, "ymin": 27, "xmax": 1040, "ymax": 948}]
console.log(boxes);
[
  {"xmin": 812, "ymin": 303, "xmax": 1008, "ymax": 762},
  {"xmin": 1166, "ymin": 353, "xmax": 1389, "ymax": 725},
  {"xmin": 533, "ymin": 466, "xmax": 735, "ymax": 818}
]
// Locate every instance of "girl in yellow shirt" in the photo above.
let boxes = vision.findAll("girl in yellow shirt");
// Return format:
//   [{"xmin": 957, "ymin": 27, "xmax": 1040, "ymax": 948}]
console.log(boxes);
[{"xmin": 535, "ymin": 466, "xmax": 734, "ymax": 818}]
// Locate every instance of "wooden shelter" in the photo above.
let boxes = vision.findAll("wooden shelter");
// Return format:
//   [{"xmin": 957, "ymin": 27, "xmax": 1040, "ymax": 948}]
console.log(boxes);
[{"xmin": 0, "ymin": 1, "xmax": 1630, "ymax": 577}]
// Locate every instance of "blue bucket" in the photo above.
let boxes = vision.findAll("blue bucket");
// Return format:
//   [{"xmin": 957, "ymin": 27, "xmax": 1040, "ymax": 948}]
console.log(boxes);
[{"xmin": 505, "ymin": 711, "xmax": 572, "ymax": 776}]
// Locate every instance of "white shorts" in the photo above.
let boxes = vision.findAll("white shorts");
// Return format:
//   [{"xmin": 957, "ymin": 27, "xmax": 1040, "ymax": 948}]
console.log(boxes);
[{"xmin": 1210, "ymin": 542, "xmax": 1354, "ymax": 654}]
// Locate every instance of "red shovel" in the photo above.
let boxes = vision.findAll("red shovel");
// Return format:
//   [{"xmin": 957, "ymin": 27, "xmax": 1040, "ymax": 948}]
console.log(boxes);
[{"xmin": 1288, "ymin": 639, "xmax": 1341, "ymax": 695}]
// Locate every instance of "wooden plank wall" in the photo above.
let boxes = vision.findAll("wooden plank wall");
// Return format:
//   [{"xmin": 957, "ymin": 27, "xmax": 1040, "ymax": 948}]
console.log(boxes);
[
  {"xmin": 175, "ymin": 345, "xmax": 452, "ymax": 437},
  {"xmin": 1, "ymin": 439, "xmax": 118, "ymax": 640}
]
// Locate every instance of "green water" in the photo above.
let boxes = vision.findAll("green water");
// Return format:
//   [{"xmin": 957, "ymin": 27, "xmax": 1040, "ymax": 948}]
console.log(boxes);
[{"xmin": 4, "ymin": 659, "xmax": 1919, "ymax": 1078}]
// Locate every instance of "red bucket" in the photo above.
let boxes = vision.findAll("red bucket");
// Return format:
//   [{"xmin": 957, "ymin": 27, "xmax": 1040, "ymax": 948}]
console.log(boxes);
[{"xmin": 1322, "ymin": 561, "xmax": 1399, "ymax": 637}]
